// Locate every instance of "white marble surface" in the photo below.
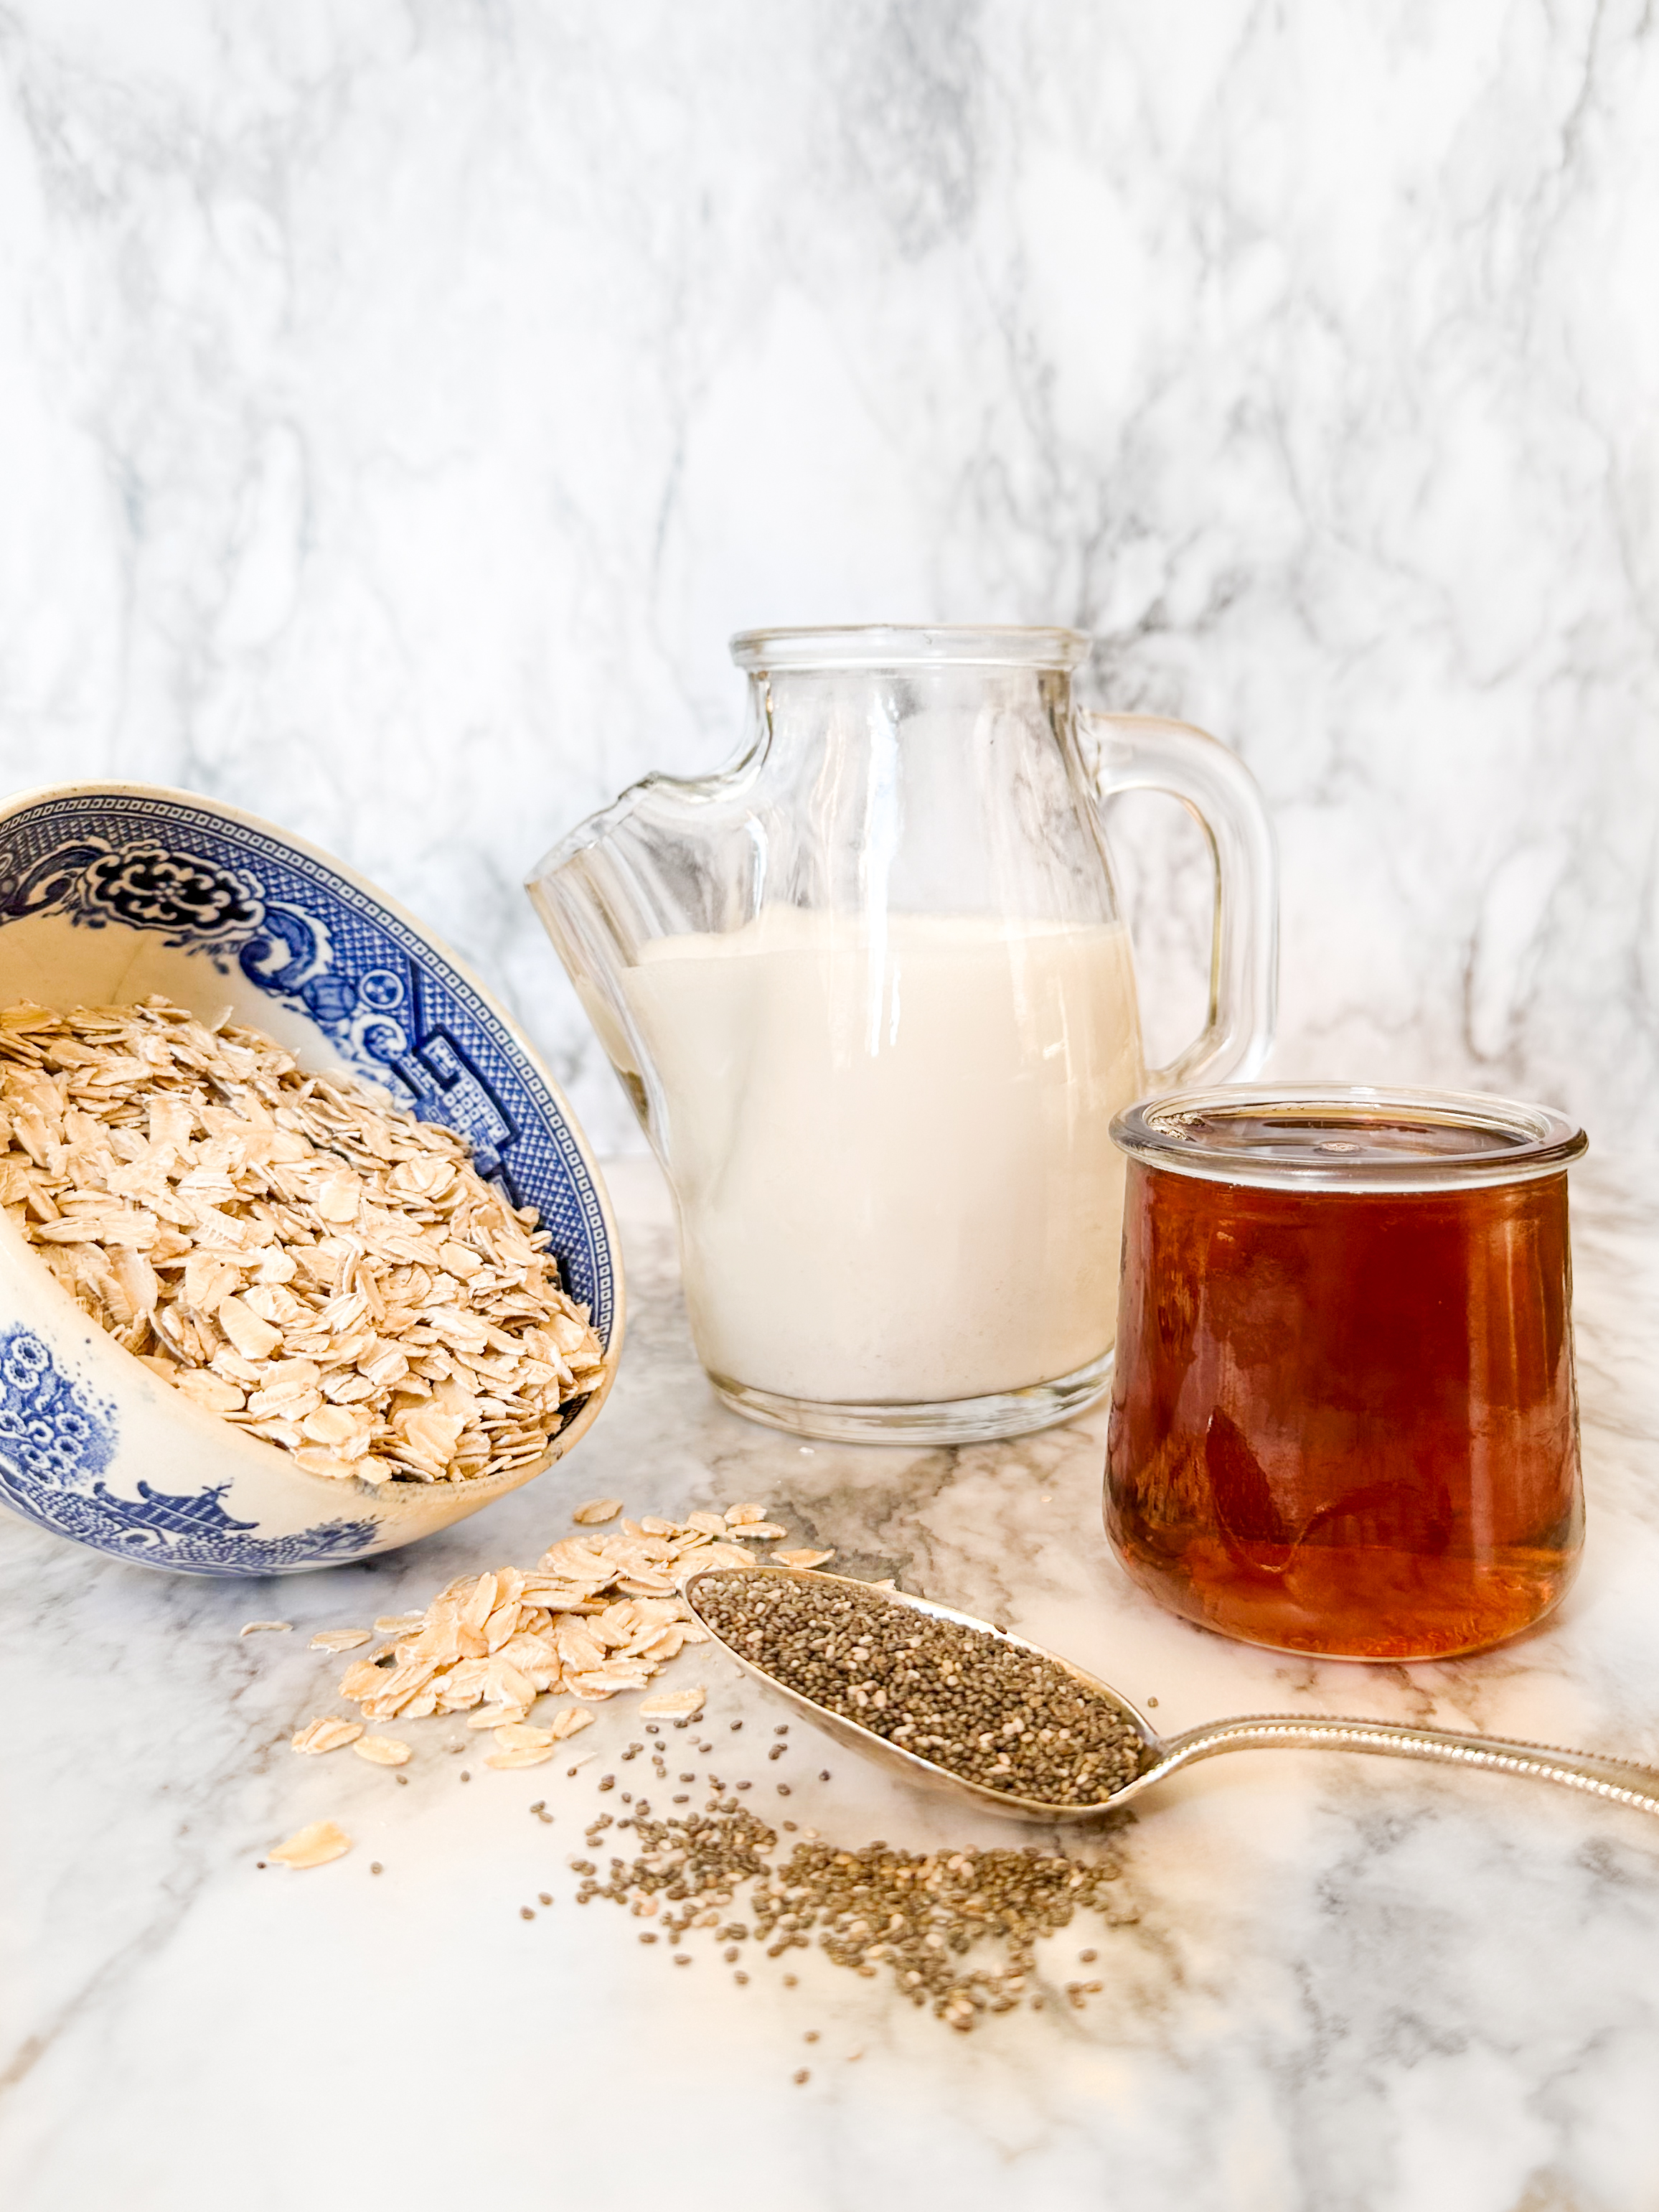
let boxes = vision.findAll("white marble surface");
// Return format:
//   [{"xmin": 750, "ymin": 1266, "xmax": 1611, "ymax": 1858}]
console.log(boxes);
[
  {"xmin": 3, "ymin": 1151, "xmax": 1658, "ymax": 2212},
  {"xmin": 1, "ymin": 4, "xmax": 1657, "ymax": 1150}
]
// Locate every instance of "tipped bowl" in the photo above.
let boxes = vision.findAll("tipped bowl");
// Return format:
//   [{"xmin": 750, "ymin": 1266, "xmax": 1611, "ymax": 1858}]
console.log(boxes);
[{"xmin": 0, "ymin": 782, "xmax": 622, "ymax": 1576}]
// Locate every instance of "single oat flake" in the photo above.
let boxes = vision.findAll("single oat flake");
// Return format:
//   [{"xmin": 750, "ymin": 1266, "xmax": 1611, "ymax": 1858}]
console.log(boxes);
[
  {"xmin": 0, "ymin": 995, "xmax": 605, "ymax": 1489},
  {"xmin": 310, "ymin": 1628, "xmax": 372, "ymax": 1653},
  {"xmin": 352, "ymin": 1735, "xmax": 411, "ymax": 1766},
  {"xmin": 240, "ymin": 1620, "xmax": 293, "ymax": 1636},
  {"xmin": 487, "ymin": 1742, "xmax": 557, "ymax": 1770},
  {"xmin": 494, "ymin": 1721, "xmax": 555, "ymax": 1751},
  {"xmin": 685, "ymin": 1543, "xmax": 758, "ymax": 1573},
  {"xmin": 773, "ymin": 1550, "xmax": 835, "ymax": 1570},
  {"xmin": 268, "ymin": 1819, "xmax": 352, "ymax": 1869},
  {"xmin": 291, "ymin": 1716, "xmax": 365, "ymax": 1755},
  {"xmin": 466, "ymin": 1702, "xmax": 528, "ymax": 1730},
  {"xmin": 639, "ymin": 1685, "xmax": 706, "ymax": 1719},
  {"xmin": 572, "ymin": 1498, "xmax": 623, "ymax": 1525}
]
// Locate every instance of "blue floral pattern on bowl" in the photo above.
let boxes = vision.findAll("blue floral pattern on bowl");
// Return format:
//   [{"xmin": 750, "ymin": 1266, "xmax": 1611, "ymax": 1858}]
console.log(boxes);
[{"xmin": 0, "ymin": 1326, "xmax": 379, "ymax": 1571}]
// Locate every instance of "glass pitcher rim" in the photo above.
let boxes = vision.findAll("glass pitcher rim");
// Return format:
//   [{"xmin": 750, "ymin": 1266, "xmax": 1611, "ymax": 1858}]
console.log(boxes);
[{"xmin": 729, "ymin": 624, "xmax": 1092, "ymax": 672}]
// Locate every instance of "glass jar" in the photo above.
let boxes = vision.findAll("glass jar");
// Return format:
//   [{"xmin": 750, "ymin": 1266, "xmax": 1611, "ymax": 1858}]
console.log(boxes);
[{"xmin": 1105, "ymin": 1084, "xmax": 1587, "ymax": 1661}]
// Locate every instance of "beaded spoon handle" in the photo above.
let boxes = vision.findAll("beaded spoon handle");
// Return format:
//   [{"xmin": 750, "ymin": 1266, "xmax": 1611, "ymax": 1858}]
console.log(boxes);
[
  {"xmin": 685, "ymin": 1567, "xmax": 1659, "ymax": 1826},
  {"xmin": 1132, "ymin": 1713, "xmax": 1659, "ymax": 1819}
]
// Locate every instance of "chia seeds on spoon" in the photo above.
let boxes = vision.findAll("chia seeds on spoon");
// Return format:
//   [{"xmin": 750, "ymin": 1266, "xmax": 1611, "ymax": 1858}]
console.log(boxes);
[{"xmin": 692, "ymin": 1571, "xmax": 1146, "ymax": 1806}]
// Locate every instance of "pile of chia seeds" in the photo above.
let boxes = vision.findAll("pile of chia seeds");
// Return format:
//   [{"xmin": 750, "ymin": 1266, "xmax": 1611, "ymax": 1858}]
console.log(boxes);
[
  {"xmin": 692, "ymin": 1570, "xmax": 1146, "ymax": 1805},
  {"xmin": 571, "ymin": 1791, "xmax": 1135, "ymax": 2030}
]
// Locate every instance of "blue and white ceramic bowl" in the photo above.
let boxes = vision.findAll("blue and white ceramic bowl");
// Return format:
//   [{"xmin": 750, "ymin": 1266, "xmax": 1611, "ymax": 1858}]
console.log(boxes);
[{"xmin": 0, "ymin": 783, "xmax": 622, "ymax": 1576}]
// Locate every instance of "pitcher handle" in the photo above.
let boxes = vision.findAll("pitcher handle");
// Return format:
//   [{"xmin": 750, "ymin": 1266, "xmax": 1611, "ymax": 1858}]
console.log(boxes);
[{"xmin": 1082, "ymin": 711, "xmax": 1279, "ymax": 1087}]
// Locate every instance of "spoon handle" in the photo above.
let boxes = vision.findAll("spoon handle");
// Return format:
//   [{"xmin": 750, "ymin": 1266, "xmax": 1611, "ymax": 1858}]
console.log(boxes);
[{"xmin": 1156, "ymin": 1714, "xmax": 1659, "ymax": 1817}]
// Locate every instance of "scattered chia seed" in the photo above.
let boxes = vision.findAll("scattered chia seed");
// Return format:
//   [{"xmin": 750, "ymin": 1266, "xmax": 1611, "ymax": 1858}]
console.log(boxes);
[{"xmin": 694, "ymin": 1571, "xmax": 1146, "ymax": 1806}]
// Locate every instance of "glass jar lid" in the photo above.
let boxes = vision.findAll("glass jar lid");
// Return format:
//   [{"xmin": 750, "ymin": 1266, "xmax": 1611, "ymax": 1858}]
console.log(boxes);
[{"xmin": 1110, "ymin": 1083, "xmax": 1587, "ymax": 1193}]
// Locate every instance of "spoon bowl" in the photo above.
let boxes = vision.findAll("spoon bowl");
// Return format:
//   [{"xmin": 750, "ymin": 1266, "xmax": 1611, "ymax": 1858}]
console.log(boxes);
[{"xmin": 685, "ymin": 1566, "xmax": 1659, "ymax": 1826}]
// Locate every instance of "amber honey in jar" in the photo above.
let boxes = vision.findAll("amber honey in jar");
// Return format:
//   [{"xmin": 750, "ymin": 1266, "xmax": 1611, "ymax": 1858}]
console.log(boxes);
[{"xmin": 1105, "ymin": 1085, "xmax": 1587, "ymax": 1662}]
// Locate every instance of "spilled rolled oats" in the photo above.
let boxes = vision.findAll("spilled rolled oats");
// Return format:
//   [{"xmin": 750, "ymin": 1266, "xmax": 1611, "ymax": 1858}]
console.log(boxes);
[
  {"xmin": 329, "ymin": 1509, "xmax": 753, "ymax": 1728},
  {"xmin": 0, "ymin": 995, "xmax": 604, "ymax": 1486}
]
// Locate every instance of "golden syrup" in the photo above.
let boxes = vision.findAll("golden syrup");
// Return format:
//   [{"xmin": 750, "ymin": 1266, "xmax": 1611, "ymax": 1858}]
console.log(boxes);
[{"xmin": 1106, "ymin": 1128, "xmax": 1582, "ymax": 1660}]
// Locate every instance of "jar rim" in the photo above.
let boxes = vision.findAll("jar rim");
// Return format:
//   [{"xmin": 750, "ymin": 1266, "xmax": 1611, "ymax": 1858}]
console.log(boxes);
[
  {"xmin": 729, "ymin": 624, "xmax": 1091, "ymax": 672},
  {"xmin": 1110, "ymin": 1082, "xmax": 1587, "ymax": 1192}
]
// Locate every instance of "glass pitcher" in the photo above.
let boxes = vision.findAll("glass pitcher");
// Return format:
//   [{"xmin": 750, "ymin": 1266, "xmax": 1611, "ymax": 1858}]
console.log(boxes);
[{"xmin": 527, "ymin": 625, "xmax": 1277, "ymax": 1445}]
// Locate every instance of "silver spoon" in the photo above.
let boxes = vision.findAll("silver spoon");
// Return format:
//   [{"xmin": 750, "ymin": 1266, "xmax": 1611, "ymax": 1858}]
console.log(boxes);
[{"xmin": 685, "ymin": 1565, "xmax": 1659, "ymax": 1825}]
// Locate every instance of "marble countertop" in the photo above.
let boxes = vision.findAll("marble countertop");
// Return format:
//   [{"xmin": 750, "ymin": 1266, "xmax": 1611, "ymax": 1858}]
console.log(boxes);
[{"xmin": 4, "ymin": 1152, "xmax": 1659, "ymax": 2212}]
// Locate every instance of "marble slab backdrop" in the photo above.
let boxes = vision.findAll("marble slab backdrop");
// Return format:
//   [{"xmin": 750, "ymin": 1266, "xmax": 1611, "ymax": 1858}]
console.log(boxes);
[{"xmin": 0, "ymin": 1, "xmax": 1655, "ymax": 1150}]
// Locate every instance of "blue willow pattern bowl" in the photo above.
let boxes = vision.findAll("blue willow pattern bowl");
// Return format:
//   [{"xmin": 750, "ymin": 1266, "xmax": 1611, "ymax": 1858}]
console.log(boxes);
[{"xmin": 0, "ymin": 783, "xmax": 622, "ymax": 1576}]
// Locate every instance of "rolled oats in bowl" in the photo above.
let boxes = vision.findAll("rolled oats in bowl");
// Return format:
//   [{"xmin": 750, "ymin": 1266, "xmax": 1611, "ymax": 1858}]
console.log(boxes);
[{"xmin": 0, "ymin": 995, "xmax": 605, "ymax": 1486}]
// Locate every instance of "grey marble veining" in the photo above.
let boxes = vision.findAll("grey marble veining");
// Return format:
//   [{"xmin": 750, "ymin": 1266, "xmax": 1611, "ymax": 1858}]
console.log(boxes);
[
  {"xmin": 1, "ymin": 4, "xmax": 1655, "ymax": 1151},
  {"xmin": 3, "ymin": 1152, "xmax": 1658, "ymax": 2212}
]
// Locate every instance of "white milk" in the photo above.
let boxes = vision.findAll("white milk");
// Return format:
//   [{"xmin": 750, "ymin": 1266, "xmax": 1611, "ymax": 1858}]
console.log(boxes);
[{"xmin": 620, "ymin": 909, "xmax": 1145, "ymax": 1405}]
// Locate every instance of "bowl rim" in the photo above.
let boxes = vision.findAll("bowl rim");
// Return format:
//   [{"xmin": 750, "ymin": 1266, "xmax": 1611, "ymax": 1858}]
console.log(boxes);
[{"xmin": 0, "ymin": 777, "xmax": 625, "ymax": 1498}]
